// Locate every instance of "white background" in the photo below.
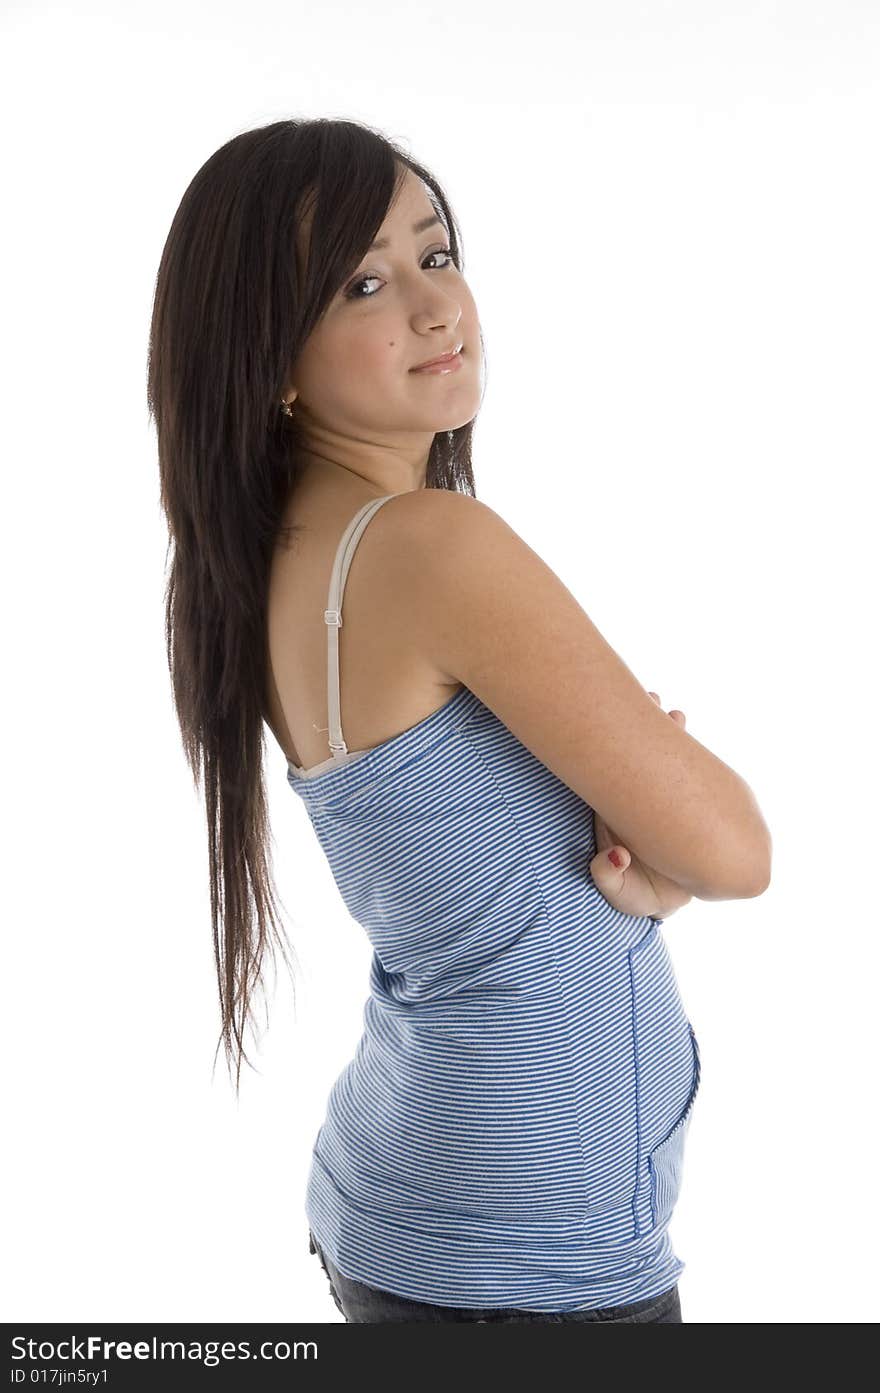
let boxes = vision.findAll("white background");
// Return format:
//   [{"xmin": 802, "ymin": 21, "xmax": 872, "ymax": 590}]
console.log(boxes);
[{"xmin": 2, "ymin": 0, "xmax": 877, "ymax": 1324}]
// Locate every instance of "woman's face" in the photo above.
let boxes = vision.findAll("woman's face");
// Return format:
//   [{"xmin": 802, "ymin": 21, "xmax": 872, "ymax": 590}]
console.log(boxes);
[{"xmin": 285, "ymin": 167, "xmax": 482, "ymax": 445}]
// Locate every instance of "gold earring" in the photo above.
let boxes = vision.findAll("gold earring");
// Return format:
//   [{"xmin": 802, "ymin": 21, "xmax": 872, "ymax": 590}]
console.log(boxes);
[{"xmin": 280, "ymin": 399, "xmax": 293, "ymax": 417}]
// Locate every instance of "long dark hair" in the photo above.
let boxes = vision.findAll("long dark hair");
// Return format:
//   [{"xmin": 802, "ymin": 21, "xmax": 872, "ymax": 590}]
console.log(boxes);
[{"xmin": 146, "ymin": 117, "xmax": 481, "ymax": 1093}]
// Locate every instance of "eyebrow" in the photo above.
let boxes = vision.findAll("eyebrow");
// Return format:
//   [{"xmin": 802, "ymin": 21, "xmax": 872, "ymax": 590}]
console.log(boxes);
[{"xmin": 368, "ymin": 213, "xmax": 444, "ymax": 251}]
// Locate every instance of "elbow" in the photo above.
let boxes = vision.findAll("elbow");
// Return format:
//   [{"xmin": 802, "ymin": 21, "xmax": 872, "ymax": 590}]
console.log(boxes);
[
  {"xmin": 720, "ymin": 797, "xmax": 773, "ymax": 899},
  {"xmin": 748, "ymin": 847, "xmax": 773, "ymax": 897},
  {"xmin": 694, "ymin": 832, "xmax": 772, "ymax": 902},
  {"xmin": 741, "ymin": 793, "xmax": 773, "ymax": 897},
  {"xmin": 731, "ymin": 835, "xmax": 773, "ymax": 900},
  {"xmin": 742, "ymin": 863, "xmax": 771, "ymax": 898}
]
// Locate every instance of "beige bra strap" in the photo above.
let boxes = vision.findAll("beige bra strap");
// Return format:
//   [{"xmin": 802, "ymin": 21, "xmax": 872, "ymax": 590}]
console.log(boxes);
[{"xmin": 323, "ymin": 494, "xmax": 398, "ymax": 757}]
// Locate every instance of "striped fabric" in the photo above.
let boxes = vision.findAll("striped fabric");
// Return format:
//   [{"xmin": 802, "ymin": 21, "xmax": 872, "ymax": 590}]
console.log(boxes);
[{"xmin": 286, "ymin": 497, "xmax": 701, "ymax": 1312}]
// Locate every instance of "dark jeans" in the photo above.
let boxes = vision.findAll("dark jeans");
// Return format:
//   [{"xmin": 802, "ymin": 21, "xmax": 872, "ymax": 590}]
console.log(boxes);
[{"xmin": 308, "ymin": 1231, "xmax": 682, "ymax": 1323}]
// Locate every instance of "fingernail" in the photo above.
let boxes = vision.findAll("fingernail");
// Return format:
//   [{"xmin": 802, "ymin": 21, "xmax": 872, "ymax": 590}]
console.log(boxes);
[{"xmin": 608, "ymin": 849, "xmax": 623, "ymax": 868}]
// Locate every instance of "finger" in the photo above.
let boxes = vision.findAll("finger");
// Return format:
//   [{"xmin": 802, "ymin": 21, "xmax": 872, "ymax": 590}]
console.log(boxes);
[
  {"xmin": 649, "ymin": 690, "xmax": 686, "ymax": 727},
  {"xmin": 590, "ymin": 858, "xmax": 622, "ymax": 899},
  {"xmin": 590, "ymin": 845, "xmax": 631, "ymax": 883}
]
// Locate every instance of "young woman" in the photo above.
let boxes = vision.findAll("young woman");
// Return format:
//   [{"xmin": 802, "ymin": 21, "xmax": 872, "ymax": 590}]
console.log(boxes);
[{"xmin": 147, "ymin": 117, "xmax": 771, "ymax": 1324}]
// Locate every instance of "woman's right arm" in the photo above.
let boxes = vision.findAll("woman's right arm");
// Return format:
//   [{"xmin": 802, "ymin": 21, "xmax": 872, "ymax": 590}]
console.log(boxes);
[{"xmin": 391, "ymin": 490, "xmax": 771, "ymax": 903}]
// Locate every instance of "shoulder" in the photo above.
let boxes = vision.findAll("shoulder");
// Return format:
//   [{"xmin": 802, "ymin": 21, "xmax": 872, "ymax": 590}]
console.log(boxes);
[
  {"xmin": 379, "ymin": 486, "xmax": 490, "ymax": 530},
  {"xmin": 377, "ymin": 487, "xmax": 579, "ymax": 688},
  {"xmin": 377, "ymin": 486, "xmax": 770, "ymax": 899},
  {"xmin": 382, "ymin": 486, "xmax": 571, "ymax": 619},
  {"xmin": 378, "ymin": 488, "xmax": 523, "ymax": 579}
]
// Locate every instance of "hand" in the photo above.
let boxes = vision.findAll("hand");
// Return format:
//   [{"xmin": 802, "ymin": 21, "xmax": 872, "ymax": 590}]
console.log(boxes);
[{"xmin": 589, "ymin": 692, "xmax": 694, "ymax": 921}]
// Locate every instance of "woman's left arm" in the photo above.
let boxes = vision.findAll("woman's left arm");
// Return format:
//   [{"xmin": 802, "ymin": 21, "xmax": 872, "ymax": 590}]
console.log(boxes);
[{"xmin": 589, "ymin": 693, "xmax": 694, "ymax": 921}]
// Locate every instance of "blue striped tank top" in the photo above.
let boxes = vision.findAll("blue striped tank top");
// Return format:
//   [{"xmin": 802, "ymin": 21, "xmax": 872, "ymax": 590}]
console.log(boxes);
[{"xmin": 287, "ymin": 493, "xmax": 702, "ymax": 1312}]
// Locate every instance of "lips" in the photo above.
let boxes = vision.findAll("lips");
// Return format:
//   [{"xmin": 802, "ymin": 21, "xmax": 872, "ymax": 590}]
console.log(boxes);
[{"xmin": 410, "ymin": 343, "xmax": 464, "ymax": 371}]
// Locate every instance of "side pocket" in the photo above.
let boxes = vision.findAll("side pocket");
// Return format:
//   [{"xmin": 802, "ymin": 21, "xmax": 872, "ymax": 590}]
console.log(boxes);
[
  {"xmin": 628, "ymin": 922, "xmax": 701, "ymax": 1237},
  {"xmin": 648, "ymin": 1024, "xmax": 701, "ymax": 1229}
]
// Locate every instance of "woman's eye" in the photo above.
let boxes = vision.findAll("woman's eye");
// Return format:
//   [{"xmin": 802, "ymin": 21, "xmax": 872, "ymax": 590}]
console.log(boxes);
[{"xmin": 345, "ymin": 246, "xmax": 455, "ymax": 301}]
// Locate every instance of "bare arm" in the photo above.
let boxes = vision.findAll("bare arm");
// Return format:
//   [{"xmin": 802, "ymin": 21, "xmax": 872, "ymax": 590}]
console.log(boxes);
[
  {"xmin": 592, "ymin": 694, "xmax": 771, "ymax": 911},
  {"xmin": 391, "ymin": 490, "xmax": 772, "ymax": 900}
]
